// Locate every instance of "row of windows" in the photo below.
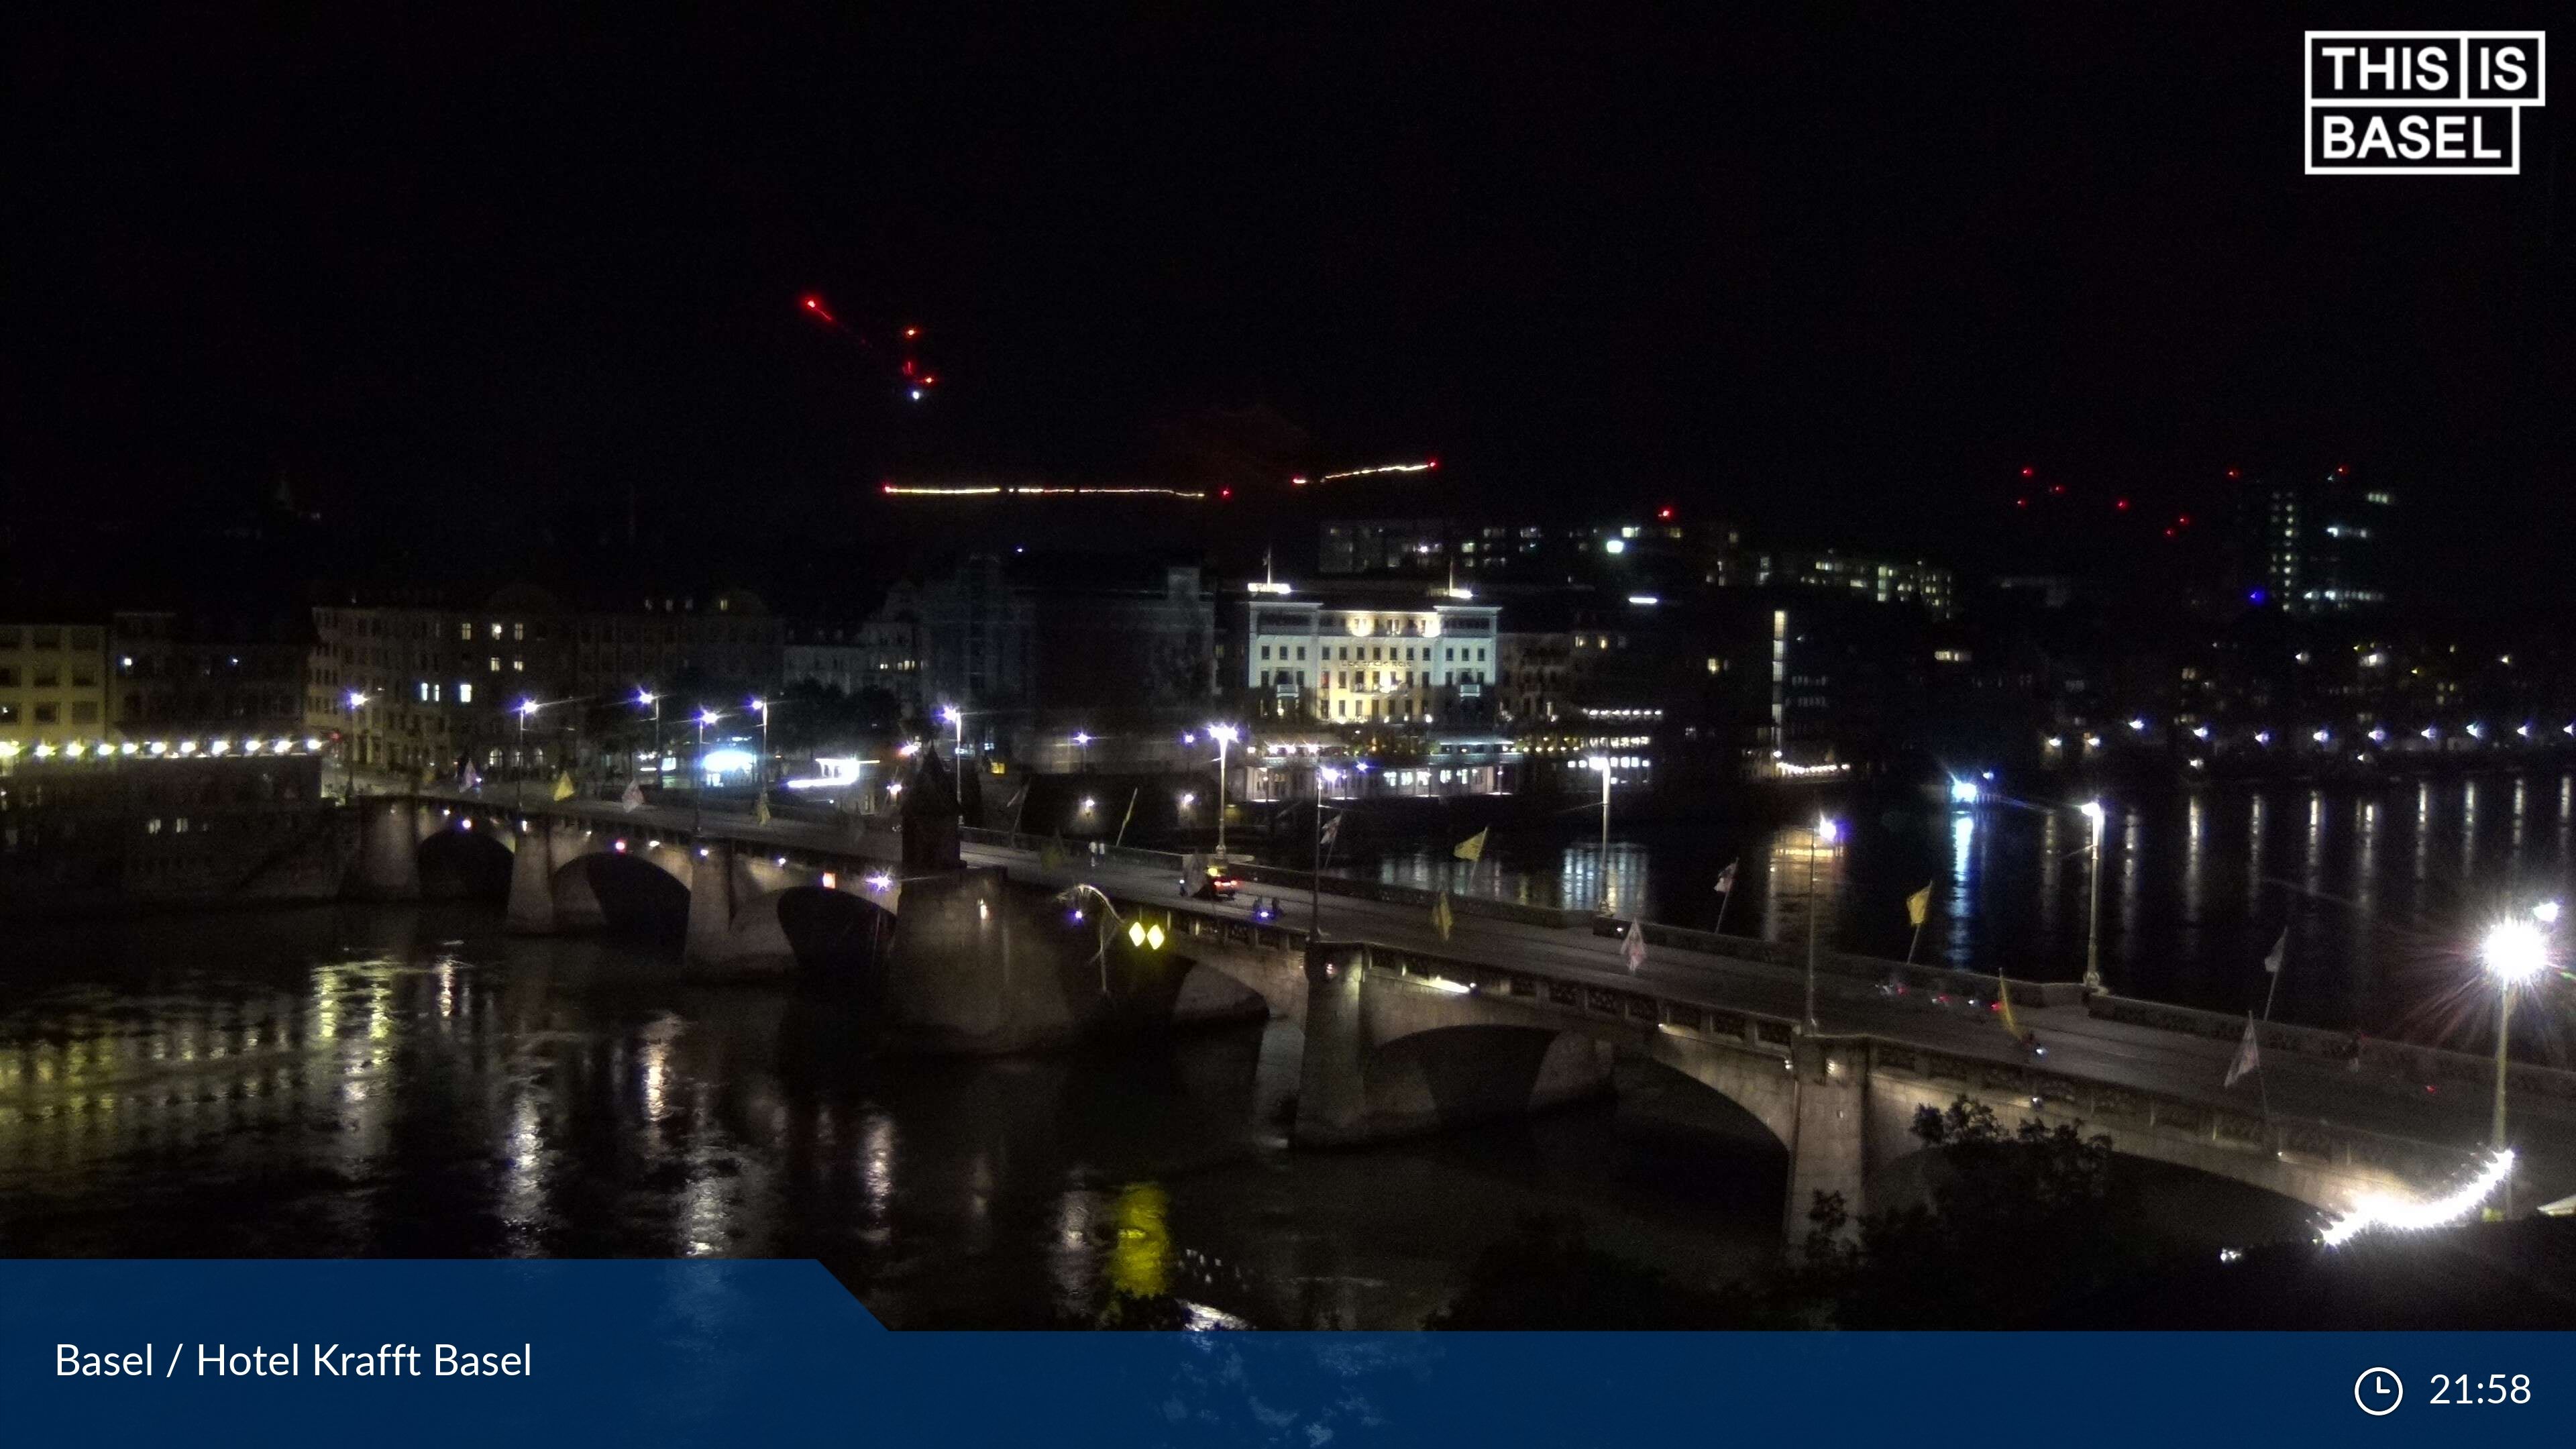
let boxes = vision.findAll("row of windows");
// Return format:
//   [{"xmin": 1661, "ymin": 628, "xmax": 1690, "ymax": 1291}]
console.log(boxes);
[
  {"xmin": 0, "ymin": 627, "xmax": 101, "ymax": 651},
  {"xmin": 0, "ymin": 665, "xmax": 97, "ymax": 689},
  {"xmin": 1257, "ymin": 641, "xmax": 1490, "ymax": 664},
  {"xmin": 0, "ymin": 701, "xmax": 100, "ymax": 725},
  {"xmin": 1259, "ymin": 669, "xmax": 1489, "ymax": 691}
]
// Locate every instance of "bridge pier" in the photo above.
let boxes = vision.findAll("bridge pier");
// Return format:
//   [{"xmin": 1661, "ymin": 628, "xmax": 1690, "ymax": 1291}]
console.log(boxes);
[
  {"xmin": 353, "ymin": 798, "xmax": 422, "ymax": 900},
  {"xmin": 1291, "ymin": 949, "xmax": 1616, "ymax": 1148},
  {"xmin": 684, "ymin": 840, "xmax": 735, "ymax": 961},
  {"xmin": 504, "ymin": 818, "xmax": 559, "ymax": 933},
  {"xmin": 1781, "ymin": 1038, "xmax": 1870, "ymax": 1243}
]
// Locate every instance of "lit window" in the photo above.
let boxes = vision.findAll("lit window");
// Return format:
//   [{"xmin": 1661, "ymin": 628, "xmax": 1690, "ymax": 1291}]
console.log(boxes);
[{"xmin": 459, "ymin": 683, "xmax": 474, "ymax": 704}]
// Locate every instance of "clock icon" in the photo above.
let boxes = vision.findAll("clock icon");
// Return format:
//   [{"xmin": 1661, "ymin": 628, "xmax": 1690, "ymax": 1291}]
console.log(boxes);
[{"xmin": 2356, "ymin": 1367, "xmax": 2404, "ymax": 1416}]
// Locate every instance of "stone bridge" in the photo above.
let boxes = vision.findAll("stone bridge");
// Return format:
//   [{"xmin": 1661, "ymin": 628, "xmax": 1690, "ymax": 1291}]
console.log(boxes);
[{"xmin": 1161, "ymin": 926, "xmax": 2482, "ymax": 1242}]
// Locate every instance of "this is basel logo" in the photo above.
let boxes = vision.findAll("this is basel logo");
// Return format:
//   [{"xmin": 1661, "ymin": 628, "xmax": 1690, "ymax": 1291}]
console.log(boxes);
[{"xmin": 2306, "ymin": 31, "xmax": 2545, "ymax": 174}]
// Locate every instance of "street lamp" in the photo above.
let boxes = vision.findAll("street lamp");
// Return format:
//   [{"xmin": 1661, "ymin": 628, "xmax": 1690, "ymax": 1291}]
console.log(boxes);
[
  {"xmin": 1805, "ymin": 814, "xmax": 1841, "ymax": 1030},
  {"xmin": 695, "ymin": 708, "xmax": 721, "ymax": 833},
  {"xmin": 2080, "ymin": 800, "xmax": 2106, "ymax": 991},
  {"xmin": 749, "ymin": 697, "xmax": 771, "ymax": 786},
  {"xmin": 1073, "ymin": 731, "xmax": 1092, "ymax": 773},
  {"xmin": 515, "ymin": 698, "xmax": 541, "ymax": 806},
  {"xmin": 1208, "ymin": 722, "xmax": 1239, "ymax": 859},
  {"xmin": 1589, "ymin": 755, "xmax": 1613, "ymax": 912},
  {"xmin": 343, "ymin": 690, "xmax": 369, "ymax": 800},
  {"xmin": 637, "ymin": 688, "xmax": 661, "ymax": 790},
  {"xmin": 2483, "ymin": 919, "xmax": 2550, "ymax": 1161}
]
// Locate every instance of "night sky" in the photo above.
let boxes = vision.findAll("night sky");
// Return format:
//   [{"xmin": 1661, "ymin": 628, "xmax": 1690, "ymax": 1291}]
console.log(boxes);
[{"xmin": 5, "ymin": 6, "xmax": 2568, "ymax": 608}]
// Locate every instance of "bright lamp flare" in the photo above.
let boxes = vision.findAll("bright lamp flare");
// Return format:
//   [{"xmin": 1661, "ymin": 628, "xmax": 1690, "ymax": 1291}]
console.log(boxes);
[
  {"xmin": 2483, "ymin": 920, "xmax": 2550, "ymax": 983},
  {"xmin": 2320, "ymin": 1150, "xmax": 2516, "ymax": 1247}
]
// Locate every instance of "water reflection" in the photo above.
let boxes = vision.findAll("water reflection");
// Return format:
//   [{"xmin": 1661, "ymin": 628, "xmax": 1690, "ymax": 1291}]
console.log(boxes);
[
  {"xmin": 0, "ymin": 906, "xmax": 1785, "ymax": 1328},
  {"xmin": 1332, "ymin": 767, "xmax": 2576, "ymax": 1027}
]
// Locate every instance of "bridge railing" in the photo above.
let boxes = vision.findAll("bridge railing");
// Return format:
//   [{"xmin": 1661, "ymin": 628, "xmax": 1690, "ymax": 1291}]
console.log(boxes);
[
  {"xmin": 1867, "ymin": 1038, "xmax": 2484, "ymax": 1182},
  {"xmin": 2088, "ymin": 993, "xmax": 2576, "ymax": 1106},
  {"xmin": 1230, "ymin": 863, "xmax": 1600, "ymax": 930},
  {"xmin": 1588, "ymin": 914, "xmax": 2090, "ymax": 1009}
]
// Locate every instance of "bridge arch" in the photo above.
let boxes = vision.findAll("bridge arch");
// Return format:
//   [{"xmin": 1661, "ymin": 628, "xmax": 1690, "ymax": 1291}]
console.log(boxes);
[{"xmin": 417, "ymin": 823, "xmax": 515, "ymax": 900}]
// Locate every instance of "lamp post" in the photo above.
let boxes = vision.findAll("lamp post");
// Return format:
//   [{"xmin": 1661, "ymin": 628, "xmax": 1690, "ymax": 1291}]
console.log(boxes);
[
  {"xmin": 1073, "ymin": 731, "xmax": 1091, "ymax": 773},
  {"xmin": 637, "ymin": 688, "xmax": 661, "ymax": 790},
  {"xmin": 2080, "ymin": 800, "xmax": 2106, "ymax": 992},
  {"xmin": 1805, "ymin": 814, "xmax": 1840, "ymax": 1030},
  {"xmin": 749, "ymin": 697, "xmax": 771, "ymax": 786},
  {"xmin": 515, "ymin": 699, "xmax": 541, "ymax": 807},
  {"xmin": 1209, "ymin": 722, "xmax": 1238, "ymax": 859},
  {"xmin": 343, "ymin": 690, "xmax": 369, "ymax": 800},
  {"xmin": 695, "ymin": 708, "xmax": 720, "ymax": 834},
  {"xmin": 1590, "ymin": 755, "xmax": 1613, "ymax": 912},
  {"xmin": 939, "ymin": 705, "xmax": 966, "ymax": 829},
  {"xmin": 1312, "ymin": 762, "xmax": 1333, "ymax": 938},
  {"xmin": 2483, "ymin": 918, "xmax": 2550, "ymax": 1152}
]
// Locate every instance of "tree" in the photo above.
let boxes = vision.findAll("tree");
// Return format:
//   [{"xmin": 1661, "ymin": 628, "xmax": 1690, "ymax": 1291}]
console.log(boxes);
[{"xmin": 1795, "ymin": 1099, "xmax": 2141, "ymax": 1329}]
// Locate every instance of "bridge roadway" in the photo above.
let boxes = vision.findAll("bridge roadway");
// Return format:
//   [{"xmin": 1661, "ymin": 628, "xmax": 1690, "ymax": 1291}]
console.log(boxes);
[{"xmin": 411, "ymin": 786, "xmax": 2576, "ymax": 1219}]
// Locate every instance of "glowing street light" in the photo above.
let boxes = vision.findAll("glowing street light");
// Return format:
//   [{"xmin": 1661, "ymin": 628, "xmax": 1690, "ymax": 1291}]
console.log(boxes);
[
  {"xmin": 515, "ymin": 698, "xmax": 541, "ymax": 806},
  {"xmin": 749, "ymin": 697, "xmax": 771, "ymax": 786},
  {"xmin": 1208, "ymin": 722, "xmax": 1240, "ymax": 858},
  {"xmin": 637, "ymin": 688, "xmax": 662, "ymax": 791},
  {"xmin": 2080, "ymin": 800, "xmax": 2107, "ymax": 992},
  {"xmin": 1073, "ymin": 731, "xmax": 1092, "ymax": 773},
  {"xmin": 1948, "ymin": 777, "xmax": 1980, "ymax": 806},
  {"xmin": 2482, "ymin": 919, "xmax": 2551, "ymax": 1177},
  {"xmin": 341, "ymin": 690, "xmax": 370, "ymax": 800}
]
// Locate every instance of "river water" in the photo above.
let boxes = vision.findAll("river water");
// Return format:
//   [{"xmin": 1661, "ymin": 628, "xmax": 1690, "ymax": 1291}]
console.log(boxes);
[
  {"xmin": 0, "ymin": 904, "xmax": 1798, "ymax": 1328},
  {"xmin": 1327, "ymin": 771, "xmax": 2576, "ymax": 1049}
]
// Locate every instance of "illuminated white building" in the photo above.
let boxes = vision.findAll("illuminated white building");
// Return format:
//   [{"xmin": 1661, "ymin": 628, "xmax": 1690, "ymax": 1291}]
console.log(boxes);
[{"xmin": 1238, "ymin": 585, "xmax": 1499, "ymax": 726}]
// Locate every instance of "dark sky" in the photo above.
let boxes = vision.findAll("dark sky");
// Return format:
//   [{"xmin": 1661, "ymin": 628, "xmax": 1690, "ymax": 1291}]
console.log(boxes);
[{"xmin": 5, "ymin": 6, "xmax": 2568, "ymax": 604}]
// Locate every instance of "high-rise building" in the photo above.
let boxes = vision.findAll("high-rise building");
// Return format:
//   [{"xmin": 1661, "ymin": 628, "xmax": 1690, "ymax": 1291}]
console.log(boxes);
[{"xmin": 2237, "ymin": 468, "xmax": 2395, "ymax": 615}]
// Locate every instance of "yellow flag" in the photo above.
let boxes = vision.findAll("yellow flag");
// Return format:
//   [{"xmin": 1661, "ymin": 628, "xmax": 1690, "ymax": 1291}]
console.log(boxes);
[
  {"xmin": 1453, "ymin": 826, "xmax": 1488, "ymax": 862},
  {"xmin": 1905, "ymin": 881, "xmax": 1933, "ymax": 928},
  {"xmin": 1997, "ymin": 973, "xmax": 2027, "ymax": 1041},
  {"xmin": 1432, "ymin": 890, "xmax": 1454, "ymax": 941},
  {"xmin": 551, "ymin": 770, "xmax": 576, "ymax": 802}
]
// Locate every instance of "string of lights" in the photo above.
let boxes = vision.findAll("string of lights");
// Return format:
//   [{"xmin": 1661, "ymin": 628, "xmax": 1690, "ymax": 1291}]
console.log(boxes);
[
  {"xmin": 1293, "ymin": 458, "xmax": 1440, "ymax": 485},
  {"xmin": 2318, "ymin": 1148, "xmax": 2516, "ymax": 1247},
  {"xmin": 877, "ymin": 483, "xmax": 1208, "ymax": 499}
]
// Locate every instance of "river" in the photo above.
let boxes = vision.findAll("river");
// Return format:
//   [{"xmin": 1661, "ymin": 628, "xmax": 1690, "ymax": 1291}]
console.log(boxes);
[
  {"xmin": 0, "ymin": 904, "xmax": 1799, "ymax": 1328},
  {"xmin": 1320, "ymin": 771, "xmax": 2576, "ymax": 1049}
]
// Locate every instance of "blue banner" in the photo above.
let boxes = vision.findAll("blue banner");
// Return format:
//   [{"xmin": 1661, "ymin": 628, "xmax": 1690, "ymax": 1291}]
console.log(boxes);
[{"xmin": 4, "ymin": 1260, "xmax": 2567, "ymax": 1446}]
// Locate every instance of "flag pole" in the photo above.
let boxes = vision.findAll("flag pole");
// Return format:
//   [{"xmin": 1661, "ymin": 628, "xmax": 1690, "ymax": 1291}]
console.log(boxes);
[
  {"xmin": 1907, "ymin": 918, "xmax": 1923, "ymax": 965},
  {"xmin": 1713, "ymin": 885, "xmax": 1732, "ymax": 937}
]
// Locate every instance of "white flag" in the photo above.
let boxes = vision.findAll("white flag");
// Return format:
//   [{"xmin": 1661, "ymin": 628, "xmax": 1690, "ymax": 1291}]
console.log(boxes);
[
  {"xmin": 2263, "ymin": 929, "xmax": 2286, "ymax": 975},
  {"xmin": 620, "ymin": 780, "xmax": 644, "ymax": 812},
  {"xmin": 1622, "ymin": 919, "xmax": 1647, "ymax": 972},
  {"xmin": 2224, "ymin": 1014, "xmax": 2261, "ymax": 1088}
]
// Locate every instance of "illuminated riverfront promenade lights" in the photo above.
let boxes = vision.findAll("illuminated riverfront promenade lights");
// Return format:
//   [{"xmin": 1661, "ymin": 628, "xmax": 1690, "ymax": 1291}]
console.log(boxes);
[{"xmin": 2321, "ymin": 1150, "xmax": 2516, "ymax": 1247}]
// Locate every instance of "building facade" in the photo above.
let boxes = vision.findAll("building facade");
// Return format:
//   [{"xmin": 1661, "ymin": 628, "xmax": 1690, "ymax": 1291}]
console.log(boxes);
[
  {"xmin": 0, "ymin": 622, "xmax": 110, "ymax": 761},
  {"xmin": 1237, "ymin": 584, "xmax": 1499, "ymax": 727}
]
